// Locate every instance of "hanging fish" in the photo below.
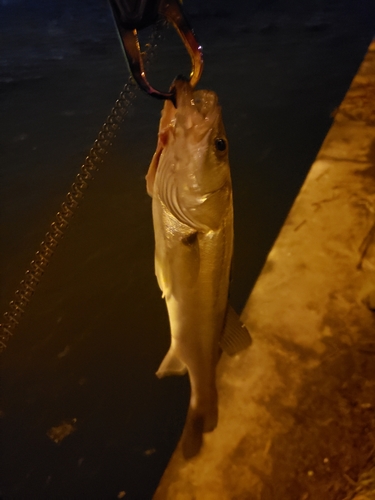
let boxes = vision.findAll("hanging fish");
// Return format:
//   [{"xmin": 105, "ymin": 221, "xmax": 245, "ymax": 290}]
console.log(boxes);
[{"xmin": 146, "ymin": 78, "xmax": 251, "ymax": 458}]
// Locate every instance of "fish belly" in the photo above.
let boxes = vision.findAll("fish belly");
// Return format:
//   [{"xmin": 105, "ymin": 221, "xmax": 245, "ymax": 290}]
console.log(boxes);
[{"xmin": 153, "ymin": 194, "xmax": 233, "ymax": 431}]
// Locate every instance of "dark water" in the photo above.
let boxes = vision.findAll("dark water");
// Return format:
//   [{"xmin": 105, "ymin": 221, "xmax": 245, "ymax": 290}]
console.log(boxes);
[{"xmin": 1, "ymin": 0, "xmax": 374, "ymax": 498}]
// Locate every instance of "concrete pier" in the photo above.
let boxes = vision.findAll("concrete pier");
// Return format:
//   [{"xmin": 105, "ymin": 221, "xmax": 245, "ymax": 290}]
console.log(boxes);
[{"xmin": 154, "ymin": 41, "xmax": 375, "ymax": 499}]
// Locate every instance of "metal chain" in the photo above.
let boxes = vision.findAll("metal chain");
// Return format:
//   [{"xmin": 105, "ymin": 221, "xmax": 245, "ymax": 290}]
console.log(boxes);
[{"xmin": 0, "ymin": 24, "xmax": 164, "ymax": 353}]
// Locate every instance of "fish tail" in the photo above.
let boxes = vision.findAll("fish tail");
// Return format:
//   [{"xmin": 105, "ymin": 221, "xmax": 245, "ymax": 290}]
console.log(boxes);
[
  {"xmin": 181, "ymin": 407, "xmax": 204, "ymax": 459},
  {"xmin": 181, "ymin": 396, "xmax": 218, "ymax": 459}
]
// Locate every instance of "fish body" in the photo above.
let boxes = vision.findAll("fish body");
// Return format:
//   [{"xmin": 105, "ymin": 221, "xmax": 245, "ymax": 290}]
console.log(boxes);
[{"xmin": 146, "ymin": 80, "xmax": 240, "ymax": 455}]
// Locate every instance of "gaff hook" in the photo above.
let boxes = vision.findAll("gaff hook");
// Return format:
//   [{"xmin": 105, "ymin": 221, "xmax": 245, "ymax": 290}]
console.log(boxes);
[{"xmin": 109, "ymin": 0, "xmax": 203, "ymax": 104}]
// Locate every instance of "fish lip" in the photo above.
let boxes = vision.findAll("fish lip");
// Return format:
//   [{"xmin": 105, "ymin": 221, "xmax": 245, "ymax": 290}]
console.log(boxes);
[
  {"xmin": 170, "ymin": 81, "xmax": 220, "ymax": 139},
  {"xmin": 171, "ymin": 77, "xmax": 195, "ymax": 112},
  {"xmin": 172, "ymin": 77, "xmax": 218, "ymax": 117},
  {"xmin": 170, "ymin": 75, "xmax": 192, "ymax": 107}
]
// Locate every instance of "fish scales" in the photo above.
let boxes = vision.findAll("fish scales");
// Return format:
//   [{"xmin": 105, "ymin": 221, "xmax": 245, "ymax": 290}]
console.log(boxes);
[{"xmin": 146, "ymin": 79, "xmax": 246, "ymax": 457}]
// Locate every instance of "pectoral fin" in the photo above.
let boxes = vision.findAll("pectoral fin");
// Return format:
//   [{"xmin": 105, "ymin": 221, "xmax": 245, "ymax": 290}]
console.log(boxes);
[
  {"xmin": 156, "ymin": 348, "xmax": 188, "ymax": 378},
  {"xmin": 220, "ymin": 305, "xmax": 252, "ymax": 356},
  {"xmin": 145, "ymin": 147, "xmax": 161, "ymax": 197}
]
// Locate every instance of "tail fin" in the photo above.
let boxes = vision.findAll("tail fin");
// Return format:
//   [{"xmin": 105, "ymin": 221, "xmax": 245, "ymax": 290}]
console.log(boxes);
[
  {"xmin": 181, "ymin": 408, "xmax": 205, "ymax": 459},
  {"xmin": 181, "ymin": 399, "xmax": 218, "ymax": 459}
]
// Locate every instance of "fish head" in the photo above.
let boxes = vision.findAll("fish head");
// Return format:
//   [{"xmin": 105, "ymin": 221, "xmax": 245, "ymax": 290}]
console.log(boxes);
[
  {"xmin": 173, "ymin": 79, "xmax": 230, "ymax": 194},
  {"xmin": 146, "ymin": 79, "xmax": 232, "ymax": 229}
]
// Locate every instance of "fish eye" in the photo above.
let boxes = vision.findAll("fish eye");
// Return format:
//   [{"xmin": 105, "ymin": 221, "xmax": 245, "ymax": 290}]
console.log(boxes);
[{"xmin": 215, "ymin": 138, "xmax": 227, "ymax": 152}]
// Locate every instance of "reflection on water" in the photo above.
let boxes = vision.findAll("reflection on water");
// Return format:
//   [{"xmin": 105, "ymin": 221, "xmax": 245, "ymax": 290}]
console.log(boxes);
[{"xmin": 1, "ymin": 0, "xmax": 374, "ymax": 498}]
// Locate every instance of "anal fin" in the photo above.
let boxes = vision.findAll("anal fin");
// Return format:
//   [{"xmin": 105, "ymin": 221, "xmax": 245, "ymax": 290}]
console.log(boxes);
[
  {"xmin": 156, "ymin": 348, "xmax": 188, "ymax": 378},
  {"xmin": 219, "ymin": 304, "xmax": 252, "ymax": 356}
]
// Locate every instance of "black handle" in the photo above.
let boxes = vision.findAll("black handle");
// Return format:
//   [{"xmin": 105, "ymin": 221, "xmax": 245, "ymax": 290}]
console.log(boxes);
[{"xmin": 108, "ymin": 0, "xmax": 163, "ymax": 31}]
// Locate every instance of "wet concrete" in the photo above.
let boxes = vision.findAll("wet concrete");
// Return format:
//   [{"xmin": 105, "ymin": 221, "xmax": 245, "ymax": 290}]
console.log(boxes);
[{"xmin": 153, "ymin": 41, "xmax": 375, "ymax": 500}]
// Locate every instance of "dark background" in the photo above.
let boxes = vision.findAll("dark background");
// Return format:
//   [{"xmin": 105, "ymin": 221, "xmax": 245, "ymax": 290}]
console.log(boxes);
[{"xmin": 1, "ymin": 0, "xmax": 374, "ymax": 498}]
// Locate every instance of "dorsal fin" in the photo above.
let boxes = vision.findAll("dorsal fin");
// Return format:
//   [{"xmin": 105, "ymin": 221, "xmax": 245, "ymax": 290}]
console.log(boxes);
[{"xmin": 220, "ymin": 305, "xmax": 252, "ymax": 356}]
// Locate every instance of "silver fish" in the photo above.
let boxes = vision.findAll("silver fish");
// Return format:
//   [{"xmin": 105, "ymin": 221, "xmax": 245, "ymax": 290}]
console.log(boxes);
[{"xmin": 146, "ymin": 79, "xmax": 250, "ymax": 457}]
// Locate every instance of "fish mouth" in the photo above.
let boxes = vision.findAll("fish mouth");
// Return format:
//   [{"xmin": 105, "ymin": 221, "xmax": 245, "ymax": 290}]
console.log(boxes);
[{"xmin": 173, "ymin": 79, "xmax": 219, "ymax": 135}]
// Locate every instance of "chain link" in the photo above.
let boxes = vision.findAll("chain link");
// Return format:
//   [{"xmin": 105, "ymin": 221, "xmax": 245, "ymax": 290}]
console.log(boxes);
[{"xmin": 0, "ymin": 23, "xmax": 164, "ymax": 353}]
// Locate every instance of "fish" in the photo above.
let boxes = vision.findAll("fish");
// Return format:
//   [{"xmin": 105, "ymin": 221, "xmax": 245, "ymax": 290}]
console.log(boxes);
[{"xmin": 146, "ymin": 78, "xmax": 251, "ymax": 458}]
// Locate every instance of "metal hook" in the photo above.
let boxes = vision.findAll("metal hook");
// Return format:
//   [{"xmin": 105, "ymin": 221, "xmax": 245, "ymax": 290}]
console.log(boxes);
[{"xmin": 109, "ymin": 0, "xmax": 203, "ymax": 105}]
